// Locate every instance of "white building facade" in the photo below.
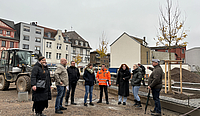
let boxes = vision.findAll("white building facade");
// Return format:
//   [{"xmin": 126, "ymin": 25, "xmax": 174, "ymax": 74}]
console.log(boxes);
[{"xmin": 186, "ymin": 47, "xmax": 200, "ymax": 71}]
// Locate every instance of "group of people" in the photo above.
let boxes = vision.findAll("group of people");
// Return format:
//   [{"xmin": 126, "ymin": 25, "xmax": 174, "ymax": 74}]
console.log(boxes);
[{"xmin": 31, "ymin": 56, "xmax": 163, "ymax": 116}]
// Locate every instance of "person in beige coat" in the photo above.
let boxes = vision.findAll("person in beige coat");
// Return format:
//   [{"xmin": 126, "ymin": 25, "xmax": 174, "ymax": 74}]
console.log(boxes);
[{"xmin": 54, "ymin": 58, "xmax": 68, "ymax": 114}]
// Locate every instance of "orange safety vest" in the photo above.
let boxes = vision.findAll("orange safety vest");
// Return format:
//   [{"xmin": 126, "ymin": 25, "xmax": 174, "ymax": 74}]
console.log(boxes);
[{"xmin": 96, "ymin": 68, "xmax": 111, "ymax": 86}]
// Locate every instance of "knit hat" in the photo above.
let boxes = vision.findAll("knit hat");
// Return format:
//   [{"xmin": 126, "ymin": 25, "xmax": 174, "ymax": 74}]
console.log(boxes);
[{"xmin": 38, "ymin": 56, "xmax": 45, "ymax": 61}]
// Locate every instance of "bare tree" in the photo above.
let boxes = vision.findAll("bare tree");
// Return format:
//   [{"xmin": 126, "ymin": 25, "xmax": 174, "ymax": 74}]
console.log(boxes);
[
  {"xmin": 96, "ymin": 32, "xmax": 108, "ymax": 59},
  {"xmin": 155, "ymin": 0, "xmax": 188, "ymax": 92}
]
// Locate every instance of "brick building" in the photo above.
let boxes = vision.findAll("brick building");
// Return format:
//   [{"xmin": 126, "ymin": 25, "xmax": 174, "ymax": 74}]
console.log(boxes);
[
  {"xmin": 0, "ymin": 18, "xmax": 19, "ymax": 57},
  {"xmin": 90, "ymin": 51, "xmax": 110, "ymax": 68}
]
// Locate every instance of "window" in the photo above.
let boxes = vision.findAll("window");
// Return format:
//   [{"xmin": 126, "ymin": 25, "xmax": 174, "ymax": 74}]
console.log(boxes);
[
  {"xmin": 2, "ymin": 41, "xmax": 6, "ymax": 47},
  {"xmin": 10, "ymin": 42, "xmax": 14, "ymax": 48},
  {"xmin": 86, "ymin": 50, "xmax": 90, "ymax": 55},
  {"xmin": 0, "ymin": 30, "xmax": 2, "ymax": 34},
  {"xmin": 85, "ymin": 43, "xmax": 88, "ymax": 47},
  {"xmin": 182, "ymin": 49, "xmax": 185, "ymax": 54},
  {"xmin": 57, "ymin": 43, "xmax": 62, "ymax": 49},
  {"xmin": 75, "ymin": 40, "xmax": 78, "ymax": 45},
  {"xmin": 165, "ymin": 50, "xmax": 168, "ymax": 52},
  {"xmin": 56, "ymin": 53, "xmax": 61, "ymax": 59},
  {"xmin": 66, "ymin": 45, "xmax": 68, "ymax": 50},
  {"xmin": 66, "ymin": 54, "xmax": 68, "ymax": 60},
  {"xmin": 35, "ymin": 46, "xmax": 40, "ymax": 51},
  {"xmin": 6, "ymin": 31, "xmax": 11, "ymax": 35},
  {"xmin": 35, "ymin": 38, "xmax": 41, "ymax": 42},
  {"xmin": 80, "ymin": 48, "xmax": 83, "ymax": 55},
  {"xmin": 80, "ymin": 42, "xmax": 83, "ymax": 46},
  {"xmin": 46, "ymin": 42, "xmax": 52, "ymax": 48},
  {"xmin": 58, "ymin": 35, "xmax": 61, "ymax": 40},
  {"xmin": 46, "ymin": 52, "xmax": 51, "ymax": 59},
  {"xmin": 36, "ymin": 29, "xmax": 41, "ymax": 34},
  {"xmin": 182, "ymin": 58, "xmax": 185, "ymax": 63},
  {"xmin": 73, "ymin": 48, "xmax": 76, "ymax": 53},
  {"xmin": 47, "ymin": 32, "xmax": 51, "ymax": 38},
  {"xmin": 23, "ymin": 44, "xmax": 29, "ymax": 49},
  {"xmin": 23, "ymin": 26, "xmax": 30, "ymax": 32},
  {"xmin": 147, "ymin": 51, "xmax": 149, "ymax": 64},
  {"xmin": 23, "ymin": 35, "xmax": 29, "ymax": 41}
]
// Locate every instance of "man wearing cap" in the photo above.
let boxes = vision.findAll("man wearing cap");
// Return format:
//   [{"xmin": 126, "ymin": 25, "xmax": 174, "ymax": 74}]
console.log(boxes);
[{"xmin": 147, "ymin": 59, "xmax": 163, "ymax": 116}]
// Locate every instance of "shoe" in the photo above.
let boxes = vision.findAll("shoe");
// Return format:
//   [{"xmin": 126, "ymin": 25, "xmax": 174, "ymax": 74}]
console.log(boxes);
[
  {"xmin": 65, "ymin": 102, "xmax": 68, "ymax": 106},
  {"xmin": 123, "ymin": 102, "xmax": 126, "ymax": 105},
  {"xmin": 136, "ymin": 101, "xmax": 142, "ymax": 108},
  {"xmin": 97, "ymin": 100, "xmax": 102, "ymax": 103},
  {"xmin": 133, "ymin": 100, "xmax": 138, "ymax": 106},
  {"xmin": 118, "ymin": 102, "xmax": 121, "ymax": 105},
  {"xmin": 150, "ymin": 109, "xmax": 156, "ymax": 113},
  {"xmin": 71, "ymin": 102, "xmax": 77, "ymax": 105},
  {"xmin": 40, "ymin": 113, "xmax": 46, "ymax": 116},
  {"xmin": 89, "ymin": 102, "xmax": 94, "ymax": 106},
  {"xmin": 60, "ymin": 106, "xmax": 67, "ymax": 110},
  {"xmin": 84, "ymin": 103, "xmax": 87, "ymax": 106},
  {"xmin": 151, "ymin": 113, "xmax": 161, "ymax": 116},
  {"xmin": 106, "ymin": 101, "xmax": 109, "ymax": 104},
  {"xmin": 55, "ymin": 110, "xmax": 63, "ymax": 114}
]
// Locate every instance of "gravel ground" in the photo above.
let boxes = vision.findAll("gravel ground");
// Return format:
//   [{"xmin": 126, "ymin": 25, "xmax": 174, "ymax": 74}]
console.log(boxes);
[{"xmin": 0, "ymin": 83, "xmax": 180, "ymax": 116}]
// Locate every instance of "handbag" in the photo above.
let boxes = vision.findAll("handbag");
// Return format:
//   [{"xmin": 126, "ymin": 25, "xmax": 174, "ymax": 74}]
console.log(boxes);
[{"xmin": 36, "ymin": 80, "xmax": 46, "ymax": 88}]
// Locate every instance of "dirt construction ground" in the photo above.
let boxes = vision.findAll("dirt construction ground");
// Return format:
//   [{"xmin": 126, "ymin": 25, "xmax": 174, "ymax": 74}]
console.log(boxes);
[{"xmin": 0, "ymin": 83, "xmax": 180, "ymax": 116}]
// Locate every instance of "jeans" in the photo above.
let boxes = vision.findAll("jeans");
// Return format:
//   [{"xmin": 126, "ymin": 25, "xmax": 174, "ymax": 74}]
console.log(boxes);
[
  {"xmin": 118, "ymin": 95, "xmax": 127, "ymax": 103},
  {"xmin": 132, "ymin": 86, "xmax": 140, "ymax": 101},
  {"xmin": 152, "ymin": 88, "xmax": 161, "ymax": 113},
  {"xmin": 55, "ymin": 86, "xmax": 66, "ymax": 110},
  {"xmin": 99, "ymin": 85, "xmax": 108, "ymax": 102},
  {"xmin": 84, "ymin": 85, "xmax": 94, "ymax": 103},
  {"xmin": 65, "ymin": 82, "xmax": 77, "ymax": 103}
]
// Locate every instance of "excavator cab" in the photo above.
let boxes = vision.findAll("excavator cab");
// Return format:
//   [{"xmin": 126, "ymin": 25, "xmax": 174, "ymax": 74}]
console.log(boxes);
[{"xmin": 0, "ymin": 48, "xmax": 32, "ymax": 92}]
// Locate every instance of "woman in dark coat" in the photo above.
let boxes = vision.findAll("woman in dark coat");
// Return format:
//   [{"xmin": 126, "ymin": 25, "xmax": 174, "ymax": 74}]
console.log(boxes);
[
  {"xmin": 83, "ymin": 63, "xmax": 96, "ymax": 106},
  {"xmin": 116, "ymin": 64, "xmax": 131, "ymax": 105},
  {"xmin": 131, "ymin": 64, "xmax": 143, "ymax": 108},
  {"xmin": 31, "ymin": 57, "xmax": 51, "ymax": 116}
]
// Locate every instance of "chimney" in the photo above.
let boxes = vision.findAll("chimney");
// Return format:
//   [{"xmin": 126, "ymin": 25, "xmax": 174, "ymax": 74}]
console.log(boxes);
[
  {"xmin": 65, "ymin": 30, "xmax": 67, "ymax": 33},
  {"xmin": 143, "ymin": 37, "xmax": 146, "ymax": 42},
  {"xmin": 36, "ymin": 22, "xmax": 37, "ymax": 25}
]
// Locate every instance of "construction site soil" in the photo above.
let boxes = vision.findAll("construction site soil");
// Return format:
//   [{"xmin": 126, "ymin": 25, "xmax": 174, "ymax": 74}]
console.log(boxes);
[{"xmin": 167, "ymin": 68, "xmax": 200, "ymax": 83}]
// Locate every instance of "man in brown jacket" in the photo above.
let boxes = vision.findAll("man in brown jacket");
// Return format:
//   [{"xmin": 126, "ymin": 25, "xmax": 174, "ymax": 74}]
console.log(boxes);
[
  {"xmin": 54, "ymin": 58, "xmax": 68, "ymax": 114},
  {"xmin": 147, "ymin": 59, "xmax": 163, "ymax": 116}
]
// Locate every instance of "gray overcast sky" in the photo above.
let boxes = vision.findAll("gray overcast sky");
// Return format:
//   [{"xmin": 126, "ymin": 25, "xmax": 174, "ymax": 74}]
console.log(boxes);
[{"xmin": 0, "ymin": 0, "xmax": 199, "ymax": 52}]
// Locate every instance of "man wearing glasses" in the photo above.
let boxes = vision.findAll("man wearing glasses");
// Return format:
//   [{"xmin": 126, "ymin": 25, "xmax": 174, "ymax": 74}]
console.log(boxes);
[{"xmin": 65, "ymin": 61, "xmax": 80, "ymax": 106}]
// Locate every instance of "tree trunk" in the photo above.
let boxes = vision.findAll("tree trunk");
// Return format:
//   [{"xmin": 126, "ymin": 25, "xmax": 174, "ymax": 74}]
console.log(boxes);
[{"xmin": 168, "ymin": 47, "xmax": 172, "ymax": 92}]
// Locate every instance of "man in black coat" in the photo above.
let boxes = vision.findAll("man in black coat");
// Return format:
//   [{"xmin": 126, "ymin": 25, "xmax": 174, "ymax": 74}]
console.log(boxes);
[
  {"xmin": 65, "ymin": 61, "xmax": 80, "ymax": 106},
  {"xmin": 147, "ymin": 59, "xmax": 163, "ymax": 116},
  {"xmin": 138, "ymin": 63, "xmax": 146, "ymax": 86}
]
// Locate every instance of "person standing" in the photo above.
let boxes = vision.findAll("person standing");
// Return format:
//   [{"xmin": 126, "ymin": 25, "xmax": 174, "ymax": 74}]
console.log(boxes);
[
  {"xmin": 116, "ymin": 64, "xmax": 131, "ymax": 105},
  {"xmin": 54, "ymin": 58, "xmax": 68, "ymax": 114},
  {"xmin": 147, "ymin": 59, "xmax": 163, "ymax": 116},
  {"xmin": 131, "ymin": 64, "xmax": 143, "ymax": 108},
  {"xmin": 96, "ymin": 64, "xmax": 111, "ymax": 104},
  {"xmin": 65, "ymin": 61, "xmax": 80, "ymax": 106},
  {"xmin": 83, "ymin": 63, "xmax": 96, "ymax": 106},
  {"xmin": 31, "ymin": 56, "xmax": 51, "ymax": 116},
  {"xmin": 138, "ymin": 63, "xmax": 146, "ymax": 86}
]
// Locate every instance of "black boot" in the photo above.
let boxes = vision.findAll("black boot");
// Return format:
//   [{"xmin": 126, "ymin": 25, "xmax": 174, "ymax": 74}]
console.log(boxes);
[
  {"xmin": 136, "ymin": 101, "xmax": 142, "ymax": 108},
  {"xmin": 97, "ymin": 99, "xmax": 102, "ymax": 103},
  {"xmin": 133, "ymin": 100, "xmax": 138, "ymax": 106}
]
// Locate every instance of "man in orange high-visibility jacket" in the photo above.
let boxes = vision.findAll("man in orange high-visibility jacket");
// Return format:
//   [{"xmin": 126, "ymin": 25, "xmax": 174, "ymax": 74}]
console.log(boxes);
[{"xmin": 96, "ymin": 64, "xmax": 111, "ymax": 104}]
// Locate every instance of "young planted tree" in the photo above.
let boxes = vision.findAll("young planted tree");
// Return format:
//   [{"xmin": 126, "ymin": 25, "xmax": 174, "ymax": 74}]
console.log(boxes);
[
  {"xmin": 96, "ymin": 32, "xmax": 108, "ymax": 58},
  {"xmin": 73, "ymin": 54, "xmax": 82, "ymax": 66},
  {"xmin": 155, "ymin": 0, "xmax": 188, "ymax": 92}
]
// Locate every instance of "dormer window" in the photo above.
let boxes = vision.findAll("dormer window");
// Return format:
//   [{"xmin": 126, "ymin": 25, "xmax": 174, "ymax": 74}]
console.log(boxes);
[
  {"xmin": 75, "ymin": 40, "xmax": 78, "ymax": 45},
  {"xmin": 85, "ymin": 43, "xmax": 88, "ymax": 47},
  {"xmin": 47, "ymin": 32, "xmax": 51, "ymax": 38},
  {"xmin": 80, "ymin": 41, "xmax": 83, "ymax": 46}
]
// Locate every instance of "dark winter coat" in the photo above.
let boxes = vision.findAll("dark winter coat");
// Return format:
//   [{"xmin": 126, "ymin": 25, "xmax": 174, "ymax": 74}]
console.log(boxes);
[
  {"xmin": 31, "ymin": 62, "xmax": 51, "ymax": 102},
  {"xmin": 67, "ymin": 66, "xmax": 80, "ymax": 83},
  {"xmin": 83, "ymin": 68, "xmax": 96, "ymax": 86},
  {"xmin": 148, "ymin": 64, "xmax": 163, "ymax": 89},
  {"xmin": 116, "ymin": 69, "xmax": 131, "ymax": 97},
  {"xmin": 131, "ymin": 68, "xmax": 143, "ymax": 86}
]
